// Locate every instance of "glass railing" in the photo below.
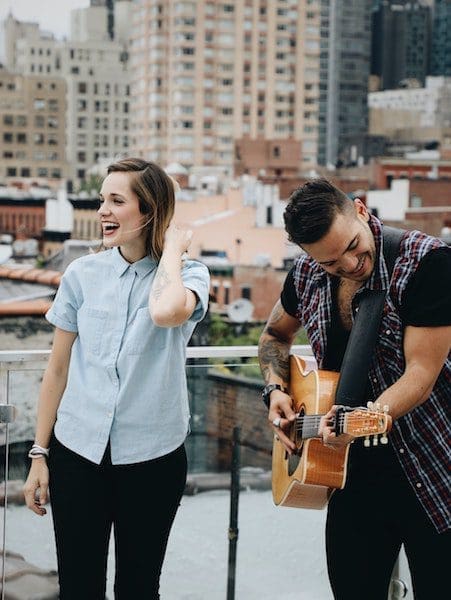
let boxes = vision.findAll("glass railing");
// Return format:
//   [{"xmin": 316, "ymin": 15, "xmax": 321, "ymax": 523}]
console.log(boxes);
[{"xmin": 0, "ymin": 347, "xmax": 411, "ymax": 600}]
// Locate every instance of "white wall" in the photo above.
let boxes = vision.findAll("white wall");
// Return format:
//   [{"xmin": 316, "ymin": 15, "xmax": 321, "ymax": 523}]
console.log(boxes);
[
  {"xmin": 45, "ymin": 187, "xmax": 73, "ymax": 232},
  {"xmin": 366, "ymin": 179, "xmax": 410, "ymax": 221}
]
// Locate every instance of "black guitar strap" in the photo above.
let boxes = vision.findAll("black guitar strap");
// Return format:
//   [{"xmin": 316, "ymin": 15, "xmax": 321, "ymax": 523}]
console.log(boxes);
[{"xmin": 334, "ymin": 226, "xmax": 406, "ymax": 407}]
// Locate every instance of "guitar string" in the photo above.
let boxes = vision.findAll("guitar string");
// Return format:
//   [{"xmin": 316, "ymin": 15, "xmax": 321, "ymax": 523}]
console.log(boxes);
[{"xmin": 293, "ymin": 414, "xmax": 385, "ymax": 433}]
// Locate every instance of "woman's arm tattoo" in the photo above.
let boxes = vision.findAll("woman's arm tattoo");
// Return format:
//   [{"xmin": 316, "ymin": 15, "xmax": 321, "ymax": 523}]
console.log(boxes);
[{"xmin": 151, "ymin": 264, "xmax": 171, "ymax": 300}]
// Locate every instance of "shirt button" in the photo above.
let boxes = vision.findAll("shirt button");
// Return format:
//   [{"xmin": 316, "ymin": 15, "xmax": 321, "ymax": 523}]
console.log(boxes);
[
  {"xmin": 385, "ymin": 329, "xmax": 391, "ymax": 335},
  {"xmin": 399, "ymin": 448, "xmax": 404, "ymax": 454},
  {"xmin": 416, "ymin": 482, "xmax": 422, "ymax": 489},
  {"xmin": 373, "ymin": 377, "xmax": 377, "ymax": 383}
]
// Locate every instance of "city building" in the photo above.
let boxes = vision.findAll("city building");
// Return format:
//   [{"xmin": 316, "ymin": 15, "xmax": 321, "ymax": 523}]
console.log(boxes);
[
  {"xmin": 0, "ymin": 67, "xmax": 68, "ymax": 182},
  {"xmin": 2, "ymin": 2, "xmax": 132, "ymax": 187},
  {"xmin": 430, "ymin": 0, "xmax": 451, "ymax": 77},
  {"xmin": 130, "ymin": 0, "xmax": 323, "ymax": 172},
  {"xmin": 0, "ymin": 195, "xmax": 46, "ymax": 239},
  {"xmin": 234, "ymin": 138, "xmax": 301, "ymax": 178},
  {"xmin": 371, "ymin": 0, "xmax": 431, "ymax": 90},
  {"xmin": 369, "ymin": 76, "xmax": 451, "ymax": 151}
]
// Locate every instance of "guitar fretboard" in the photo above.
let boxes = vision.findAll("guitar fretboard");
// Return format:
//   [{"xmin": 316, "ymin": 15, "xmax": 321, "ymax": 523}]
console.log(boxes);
[{"xmin": 296, "ymin": 414, "xmax": 348, "ymax": 439}]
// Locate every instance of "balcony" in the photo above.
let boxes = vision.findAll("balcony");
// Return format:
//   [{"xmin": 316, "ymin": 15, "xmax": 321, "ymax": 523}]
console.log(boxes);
[{"xmin": 0, "ymin": 347, "xmax": 411, "ymax": 599}]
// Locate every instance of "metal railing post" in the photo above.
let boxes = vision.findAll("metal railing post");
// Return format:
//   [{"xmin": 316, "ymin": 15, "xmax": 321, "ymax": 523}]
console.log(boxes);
[
  {"xmin": 0, "ymin": 361, "xmax": 17, "ymax": 600},
  {"xmin": 226, "ymin": 426, "xmax": 241, "ymax": 600}
]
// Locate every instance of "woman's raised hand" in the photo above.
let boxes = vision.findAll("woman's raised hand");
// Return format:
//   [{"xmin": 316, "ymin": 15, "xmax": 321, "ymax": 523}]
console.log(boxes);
[{"xmin": 164, "ymin": 220, "xmax": 193, "ymax": 256}]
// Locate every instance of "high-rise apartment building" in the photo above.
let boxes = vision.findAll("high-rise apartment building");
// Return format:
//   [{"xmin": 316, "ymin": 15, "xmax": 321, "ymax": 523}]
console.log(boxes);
[
  {"xmin": 430, "ymin": 0, "xmax": 451, "ymax": 77},
  {"xmin": 130, "ymin": 0, "xmax": 323, "ymax": 171},
  {"xmin": 2, "ymin": 2, "xmax": 131, "ymax": 186},
  {"xmin": 371, "ymin": 0, "xmax": 431, "ymax": 90},
  {"xmin": 130, "ymin": 0, "xmax": 372, "ymax": 171}
]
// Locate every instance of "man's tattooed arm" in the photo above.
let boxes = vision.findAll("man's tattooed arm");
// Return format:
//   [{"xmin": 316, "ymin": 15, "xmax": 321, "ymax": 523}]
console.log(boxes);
[{"xmin": 258, "ymin": 301, "xmax": 299, "ymax": 384}]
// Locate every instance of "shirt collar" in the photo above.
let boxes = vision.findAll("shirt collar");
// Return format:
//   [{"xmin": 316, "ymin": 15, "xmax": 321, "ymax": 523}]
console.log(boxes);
[
  {"xmin": 110, "ymin": 247, "xmax": 157, "ymax": 279},
  {"xmin": 363, "ymin": 214, "xmax": 390, "ymax": 292}
]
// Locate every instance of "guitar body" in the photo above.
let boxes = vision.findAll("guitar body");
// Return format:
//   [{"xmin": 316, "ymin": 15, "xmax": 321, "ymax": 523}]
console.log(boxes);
[{"xmin": 272, "ymin": 355, "xmax": 347, "ymax": 509}]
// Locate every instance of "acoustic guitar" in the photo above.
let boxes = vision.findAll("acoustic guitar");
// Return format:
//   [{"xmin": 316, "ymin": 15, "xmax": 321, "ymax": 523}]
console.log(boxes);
[{"xmin": 272, "ymin": 355, "xmax": 392, "ymax": 510}]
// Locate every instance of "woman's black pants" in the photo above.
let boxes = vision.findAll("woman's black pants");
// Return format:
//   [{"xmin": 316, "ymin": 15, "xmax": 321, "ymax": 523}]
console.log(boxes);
[{"xmin": 48, "ymin": 436, "xmax": 187, "ymax": 600}]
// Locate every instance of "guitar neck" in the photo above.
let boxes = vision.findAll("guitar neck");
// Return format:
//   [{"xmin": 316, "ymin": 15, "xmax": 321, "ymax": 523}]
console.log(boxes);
[{"xmin": 297, "ymin": 414, "xmax": 323, "ymax": 439}]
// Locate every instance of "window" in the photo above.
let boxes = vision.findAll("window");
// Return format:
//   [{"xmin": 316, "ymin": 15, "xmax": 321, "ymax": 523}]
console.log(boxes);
[
  {"xmin": 34, "ymin": 133, "xmax": 45, "ymax": 145},
  {"xmin": 78, "ymin": 82, "xmax": 87, "ymax": 93},
  {"xmin": 34, "ymin": 99, "xmax": 46, "ymax": 110},
  {"xmin": 3, "ymin": 115, "xmax": 13, "ymax": 125},
  {"xmin": 241, "ymin": 286, "xmax": 251, "ymax": 300},
  {"xmin": 17, "ymin": 133, "xmax": 27, "ymax": 144},
  {"xmin": 6, "ymin": 168, "xmax": 17, "ymax": 176},
  {"xmin": 3, "ymin": 133, "xmax": 13, "ymax": 143}
]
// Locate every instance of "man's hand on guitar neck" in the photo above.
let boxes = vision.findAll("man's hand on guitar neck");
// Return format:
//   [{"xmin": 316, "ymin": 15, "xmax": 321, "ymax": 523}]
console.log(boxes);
[
  {"xmin": 268, "ymin": 390, "xmax": 297, "ymax": 455},
  {"xmin": 319, "ymin": 404, "xmax": 355, "ymax": 449}
]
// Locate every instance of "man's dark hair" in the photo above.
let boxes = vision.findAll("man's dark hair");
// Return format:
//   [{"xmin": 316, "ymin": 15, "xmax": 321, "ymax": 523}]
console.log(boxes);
[{"xmin": 284, "ymin": 178, "xmax": 354, "ymax": 245}]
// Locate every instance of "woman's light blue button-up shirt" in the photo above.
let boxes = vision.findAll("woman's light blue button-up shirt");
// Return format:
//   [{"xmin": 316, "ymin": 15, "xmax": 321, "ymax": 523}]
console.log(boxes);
[{"xmin": 46, "ymin": 247, "xmax": 210, "ymax": 465}]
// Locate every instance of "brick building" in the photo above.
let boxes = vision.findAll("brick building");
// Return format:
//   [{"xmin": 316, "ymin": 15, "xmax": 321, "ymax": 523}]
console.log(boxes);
[{"xmin": 0, "ymin": 197, "xmax": 46, "ymax": 238}]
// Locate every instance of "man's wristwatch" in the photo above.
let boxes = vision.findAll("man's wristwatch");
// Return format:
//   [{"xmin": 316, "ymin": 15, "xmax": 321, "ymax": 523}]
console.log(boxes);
[{"xmin": 261, "ymin": 383, "xmax": 288, "ymax": 409}]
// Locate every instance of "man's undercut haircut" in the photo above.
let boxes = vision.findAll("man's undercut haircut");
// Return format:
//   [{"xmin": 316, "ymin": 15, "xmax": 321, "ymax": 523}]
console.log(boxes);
[{"xmin": 284, "ymin": 178, "xmax": 354, "ymax": 246}]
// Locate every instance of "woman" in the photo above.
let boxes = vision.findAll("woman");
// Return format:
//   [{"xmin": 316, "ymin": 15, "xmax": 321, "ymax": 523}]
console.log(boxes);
[{"xmin": 23, "ymin": 158, "xmax": 210, "ymax": 599}]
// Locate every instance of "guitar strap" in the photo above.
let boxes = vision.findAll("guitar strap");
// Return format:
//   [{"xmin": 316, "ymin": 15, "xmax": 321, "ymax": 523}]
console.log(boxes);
[{"xmin": 334, "ymin": 226, "xmax": 406, "ymax": 407}]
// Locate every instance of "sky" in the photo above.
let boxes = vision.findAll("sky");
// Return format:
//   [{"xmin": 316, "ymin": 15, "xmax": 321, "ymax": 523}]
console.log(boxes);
[{"xmin": 0, "ymin": 0, "xmax": 90, "ymax": 40}]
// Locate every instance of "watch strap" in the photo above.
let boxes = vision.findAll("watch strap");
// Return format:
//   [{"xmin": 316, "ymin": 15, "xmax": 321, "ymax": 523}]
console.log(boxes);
[{"xmin": 261, "ymin": 383, "xmax": 288, "ymax": 409}]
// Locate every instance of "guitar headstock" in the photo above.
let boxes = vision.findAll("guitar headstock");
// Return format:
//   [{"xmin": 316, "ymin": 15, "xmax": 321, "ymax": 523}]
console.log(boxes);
[{"xmin": 338, "ymin": 402, "xmax": 392, "ymax": 446}]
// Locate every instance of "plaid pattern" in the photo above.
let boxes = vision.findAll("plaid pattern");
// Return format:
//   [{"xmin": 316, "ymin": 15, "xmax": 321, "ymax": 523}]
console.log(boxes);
[{"xmin": 292, "ymin": 216, "xmax": 450, "ymax": 533}]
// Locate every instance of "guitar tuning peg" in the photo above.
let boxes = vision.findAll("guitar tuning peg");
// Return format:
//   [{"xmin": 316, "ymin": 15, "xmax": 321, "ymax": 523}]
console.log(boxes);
[
  {"xmin": 373, "ymin": 435, "xmax": 378, "ymax": 446},
  {"xmin": 364, "ymin": 436, "xmax": 370, "ymax": 448},
  {"xmin": 375, "ymin": 402, "xmax": 381, "ymax": 412},
  {"xmin": 380, "ymin": 433, "xmax": 388, "ymax": 445},
  {"xmin": 383, "ymin": 405, "xmax": 389, "ymax": 413},
  {"xmin": 367, "ymin": 401, "xmax": 374, "ymax": 410}
]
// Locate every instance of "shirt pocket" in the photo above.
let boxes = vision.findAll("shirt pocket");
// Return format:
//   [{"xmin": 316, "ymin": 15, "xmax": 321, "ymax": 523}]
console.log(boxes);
[
  {"xmin": 78, "ymin": 306, "xmax": 108, "ymax": 355},
  {"xmin": 127, "ymin": 307, "xmax": 167, "ymax": 355}
]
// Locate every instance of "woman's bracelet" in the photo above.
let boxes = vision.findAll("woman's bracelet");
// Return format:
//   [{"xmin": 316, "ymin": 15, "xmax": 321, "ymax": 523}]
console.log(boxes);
[{"xmin": 28, "ymin": 444, "xmax": 50, "ymax": 459}]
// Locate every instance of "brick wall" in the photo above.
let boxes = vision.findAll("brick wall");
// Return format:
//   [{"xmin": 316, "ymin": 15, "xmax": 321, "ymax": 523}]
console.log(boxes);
[{"xmin": 189, "ymin": 370, "xmax": 272, "ymax": 472}]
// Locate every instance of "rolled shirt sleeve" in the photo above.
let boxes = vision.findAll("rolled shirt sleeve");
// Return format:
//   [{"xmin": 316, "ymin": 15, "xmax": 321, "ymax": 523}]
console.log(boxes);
[
  {"xmin": 45, "ymin": 263, "xmax": 81, "ymax": 333},
  {"xmin": 182, "ymin": 259, "xmax": 210, "ymax": 323}
]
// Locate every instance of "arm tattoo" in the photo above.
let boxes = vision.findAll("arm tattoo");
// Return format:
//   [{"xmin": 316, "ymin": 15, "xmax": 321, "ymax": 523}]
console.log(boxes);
[
  {"xmin": 258, "ymin": 300, "xmax": 294, "ymax": 383},
  {"xmin": 259, "ymin": 337, "xmax": 290, "ymax": 383},
  {"xmin": 151, "ymin": 263, "xmax": 171, "ymax": 300},
  {"xmin": 269, "ymin": 301, "xmax": 285, "ymax": 326}
]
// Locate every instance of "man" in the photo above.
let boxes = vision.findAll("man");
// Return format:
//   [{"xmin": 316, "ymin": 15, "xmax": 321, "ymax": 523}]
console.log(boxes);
[{"xmin": 258, "ymin": 179, "xmax": 450, "ymax": 600}]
